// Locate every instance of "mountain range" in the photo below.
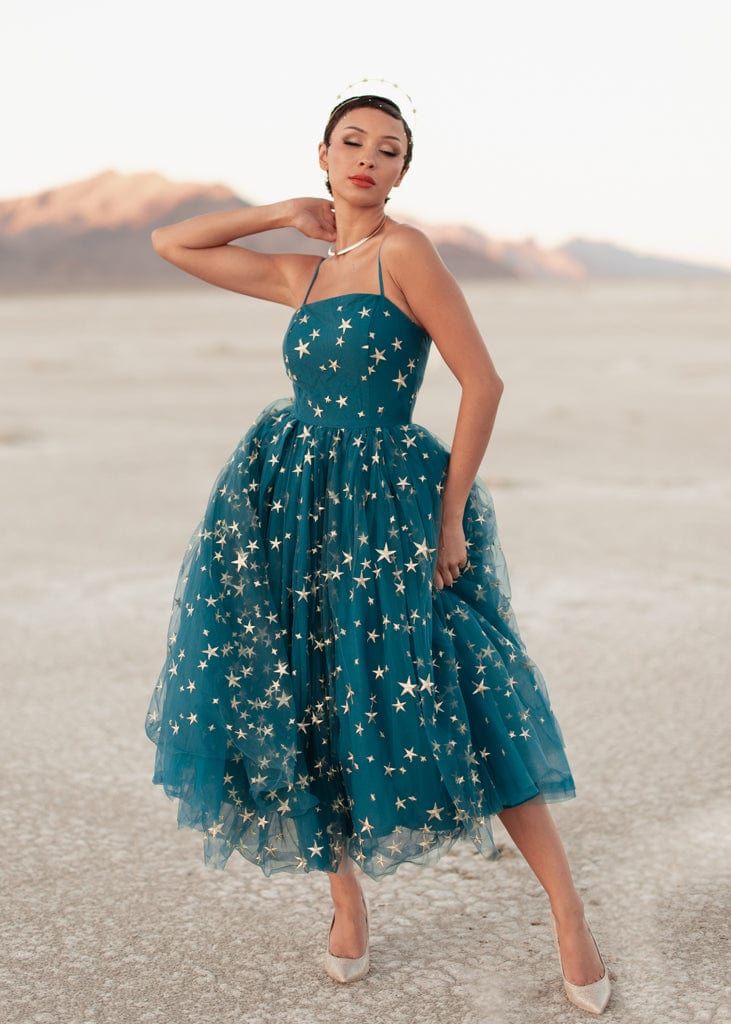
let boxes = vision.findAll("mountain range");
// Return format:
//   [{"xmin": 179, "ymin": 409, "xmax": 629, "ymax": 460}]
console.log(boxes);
[{"xmin": 0, "ymin": 169, "xmax": 727, "ymax": 293}]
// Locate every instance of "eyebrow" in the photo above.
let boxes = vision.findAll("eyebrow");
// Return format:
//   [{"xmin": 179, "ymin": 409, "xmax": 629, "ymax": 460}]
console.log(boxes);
[{"xmin": 341, "ymin": 124, "xmax": 403, "ymax": 143}]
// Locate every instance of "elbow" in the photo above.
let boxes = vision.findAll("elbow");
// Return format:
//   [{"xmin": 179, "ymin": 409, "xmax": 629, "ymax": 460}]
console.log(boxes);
[
  {"xmin": 477, "ymin": 373, "xmax": 504, "ymax": 396},
  {"xmin": 462, "ymin": 373, "xmax": 503, "ymax": 399}
]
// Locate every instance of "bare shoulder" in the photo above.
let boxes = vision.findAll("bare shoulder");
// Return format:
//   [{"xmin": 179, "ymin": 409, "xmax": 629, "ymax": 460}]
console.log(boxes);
[
  {"xmin": 379, "ymin": 222, "xmax": 453, "ymax": 325},
  {"xmin": 381, "ymin": 222, "xmax": 439, "ymax": 264},
  {"xmin": 380, "ymin": 222, "xmax": 447, "ymax": 290}
]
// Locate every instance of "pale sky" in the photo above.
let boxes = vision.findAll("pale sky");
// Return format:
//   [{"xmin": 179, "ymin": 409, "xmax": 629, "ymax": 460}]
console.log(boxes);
[{"xmin": 4, "ymin": 0, "xmax": 730, "ymax": 268}]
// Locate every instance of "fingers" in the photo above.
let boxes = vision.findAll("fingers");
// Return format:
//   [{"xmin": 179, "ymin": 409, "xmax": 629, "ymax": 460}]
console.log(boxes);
[
  {"xmin": 433, "ymin": 558, "xmax": 468, "ymax": 591},
  {"xmin": 433, "ymin": 566, "xmax": 455, "ymax": 590}
]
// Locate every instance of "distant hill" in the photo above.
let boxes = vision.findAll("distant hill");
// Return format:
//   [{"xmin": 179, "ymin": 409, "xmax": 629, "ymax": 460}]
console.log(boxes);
[
  {"xmin": 559, "ymin": 237, "xmax": 726, "ymax": 279},
  {"xmin": 0, "ymin": 168, "xmax": 727, "ymax": 294}
]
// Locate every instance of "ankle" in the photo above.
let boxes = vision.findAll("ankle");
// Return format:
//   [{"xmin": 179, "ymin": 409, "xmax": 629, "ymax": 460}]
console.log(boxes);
[
  {"xmin": 330, "ymin": 882, "xmax": 363, "ymax": 909},
  {"xmin": 550, "ymin": 894, "xmax": 585, "ymax": 926}
]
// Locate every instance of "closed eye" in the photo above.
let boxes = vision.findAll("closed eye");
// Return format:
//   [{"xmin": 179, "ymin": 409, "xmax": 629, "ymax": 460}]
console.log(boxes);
[{"xmin": 344, "ymin": 140, "xmax": 399, "ymax": 157}]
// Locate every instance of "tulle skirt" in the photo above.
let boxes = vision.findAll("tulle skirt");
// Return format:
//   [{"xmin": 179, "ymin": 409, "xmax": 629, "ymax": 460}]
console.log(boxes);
[{"xmin": 144, "ymin": 396, "xmax": 576, "ymax": 879}]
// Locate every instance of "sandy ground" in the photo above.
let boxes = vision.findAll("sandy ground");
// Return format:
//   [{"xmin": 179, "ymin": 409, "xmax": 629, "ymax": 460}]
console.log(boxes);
[{"xmin": 1, "ymin": 279, "xmax": 729, "ymax": 1023}]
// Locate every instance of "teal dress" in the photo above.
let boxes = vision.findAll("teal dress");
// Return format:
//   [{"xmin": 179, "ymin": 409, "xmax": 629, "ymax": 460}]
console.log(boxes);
[{"xmin": 144, "ymin": 242, "xmax": 576, "ymax": 880}]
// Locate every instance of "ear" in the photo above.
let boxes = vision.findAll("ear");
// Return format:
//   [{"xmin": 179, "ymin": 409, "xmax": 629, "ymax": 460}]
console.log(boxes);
[{"xmin": 317, "ymin": 141, "xmax": 328, "ymax": 173}]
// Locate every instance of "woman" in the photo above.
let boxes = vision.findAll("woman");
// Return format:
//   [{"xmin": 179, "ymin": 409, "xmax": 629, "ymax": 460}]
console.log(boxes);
[{"xmin": 144, "ymin": 93, "xmax": 611, "ymax": 1012}]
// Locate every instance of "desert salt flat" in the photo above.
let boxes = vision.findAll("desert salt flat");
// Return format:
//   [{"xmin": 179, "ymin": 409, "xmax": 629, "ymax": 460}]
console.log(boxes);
[{"xmin": 1, "ymin": 279, "xmax": 729, "ymax": 1023}]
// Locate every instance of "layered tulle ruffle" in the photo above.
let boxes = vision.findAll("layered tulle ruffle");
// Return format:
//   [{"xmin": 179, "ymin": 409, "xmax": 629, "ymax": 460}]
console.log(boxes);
[{"xmin": 145, "ymin": 396, "xmax": 576, "ymax": 879}]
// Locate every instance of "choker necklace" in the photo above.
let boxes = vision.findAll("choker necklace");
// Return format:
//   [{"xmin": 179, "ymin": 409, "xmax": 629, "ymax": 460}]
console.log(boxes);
[{"xmin": 327, "ymin": 215, "xmax": 387, "ymax": 257}]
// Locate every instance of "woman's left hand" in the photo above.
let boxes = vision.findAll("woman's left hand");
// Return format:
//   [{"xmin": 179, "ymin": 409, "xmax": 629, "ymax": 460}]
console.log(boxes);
[{"xmin": 433, "ymin": 516, "xmax": 468, "ymax": 591}]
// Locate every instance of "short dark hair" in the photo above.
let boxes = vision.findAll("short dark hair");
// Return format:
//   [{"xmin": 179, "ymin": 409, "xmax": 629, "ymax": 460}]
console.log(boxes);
[{"xmin": 322, "ymin": 94, "xmax": 414, "ymax": 204}]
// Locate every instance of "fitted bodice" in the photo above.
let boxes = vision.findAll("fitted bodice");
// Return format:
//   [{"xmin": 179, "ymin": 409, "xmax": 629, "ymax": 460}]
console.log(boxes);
[{"xmin": 282, "ymin": 246, "xmax": 432, "ymax": 428}]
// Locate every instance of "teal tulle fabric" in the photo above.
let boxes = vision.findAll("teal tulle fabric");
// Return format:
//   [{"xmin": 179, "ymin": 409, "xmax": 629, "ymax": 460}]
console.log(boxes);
[{"xmin": 144, "ymin": 246, "xmax": 576, "ymax": 880}]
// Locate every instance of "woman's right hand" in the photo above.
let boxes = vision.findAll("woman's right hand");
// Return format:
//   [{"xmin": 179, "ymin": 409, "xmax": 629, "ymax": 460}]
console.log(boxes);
[{"xmin": 288, "ymin": 198, "xmax": 337, "ymax": 243}]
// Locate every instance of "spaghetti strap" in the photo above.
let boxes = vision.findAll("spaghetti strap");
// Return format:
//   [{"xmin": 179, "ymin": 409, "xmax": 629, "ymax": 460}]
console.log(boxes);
[
  {"xmin": 301, "ymin": 257, "xmax": 325, "ymax": 306},
  {"xmin": 377, "ymin": 242, "xmax": 385, "ymax": 297}
]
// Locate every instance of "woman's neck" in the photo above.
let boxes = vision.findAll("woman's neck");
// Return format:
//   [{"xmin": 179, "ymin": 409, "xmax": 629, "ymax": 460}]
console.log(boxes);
[{"xmin": 330, "ymin": 210, "xmax": 388, "ymax": 255}]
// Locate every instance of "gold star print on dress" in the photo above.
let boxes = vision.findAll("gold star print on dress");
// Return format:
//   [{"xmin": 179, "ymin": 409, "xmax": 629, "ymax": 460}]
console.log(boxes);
[{"xmin": 144, "ymin": 242, "xmax": 576, "ymax": 880}]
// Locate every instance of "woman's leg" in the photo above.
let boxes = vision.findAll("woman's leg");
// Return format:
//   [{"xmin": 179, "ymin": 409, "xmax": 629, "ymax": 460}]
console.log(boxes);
[
  {"xmin": 326, "ymin": 845, "xmax": 369, "ymax": 958},
  {"xmin": 497, "ymin": 796, "xmax": 606, "ymax": 985}
]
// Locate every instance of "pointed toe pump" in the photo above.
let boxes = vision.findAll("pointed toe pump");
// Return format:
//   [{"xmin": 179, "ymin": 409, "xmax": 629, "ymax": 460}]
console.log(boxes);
[
  {"xmin": 550, "ymin": 911, "xmax": 611, "ymax": 1014},
  {"xmin": 324, "ymin": 890, "xmax": 370, "ymax": 983}
]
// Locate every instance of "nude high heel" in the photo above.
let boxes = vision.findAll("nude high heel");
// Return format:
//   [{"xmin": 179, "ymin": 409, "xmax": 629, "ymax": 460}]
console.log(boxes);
[
  {"xmin": 550, "ymin": 911, "xmax": 611, "ymax": 1014},
  {"xmin": 324, "ymin": 890, "xmax": 370, "ymax": 983}
]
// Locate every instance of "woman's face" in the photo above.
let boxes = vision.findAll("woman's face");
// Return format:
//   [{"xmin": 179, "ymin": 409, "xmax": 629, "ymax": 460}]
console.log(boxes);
[{"xmin": 320, "ymin": 106, "xmax": 409, "ymax": 204}]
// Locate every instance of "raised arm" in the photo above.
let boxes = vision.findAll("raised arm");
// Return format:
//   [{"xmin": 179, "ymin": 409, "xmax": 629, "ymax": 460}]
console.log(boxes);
[{"xmin": 150, "ymin": 198, "xmax": 336, "ymax": 307}]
